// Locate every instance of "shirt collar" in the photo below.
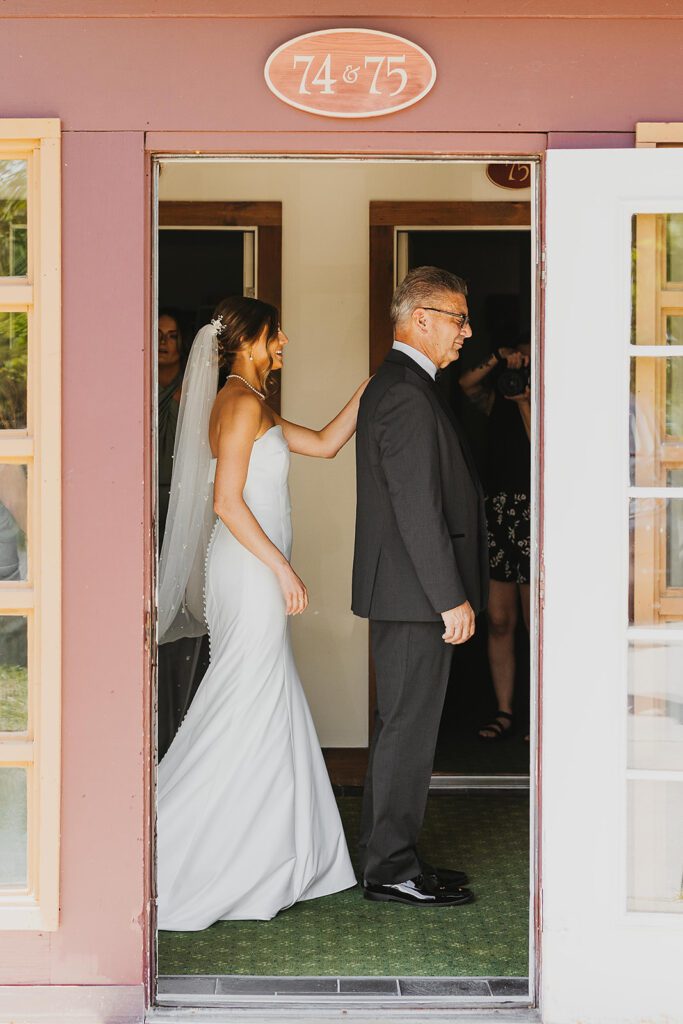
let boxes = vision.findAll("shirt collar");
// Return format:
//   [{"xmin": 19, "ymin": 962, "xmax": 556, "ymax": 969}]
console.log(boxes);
[{"xmin": 392, "ymin": 340, "xmax": 438, "ymax": 380}]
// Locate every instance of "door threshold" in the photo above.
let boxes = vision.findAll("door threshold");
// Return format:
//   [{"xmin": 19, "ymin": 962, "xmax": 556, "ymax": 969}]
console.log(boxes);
[
  {"xmin": 430, "ymin": 774, "xmax": 530, "ymax": 791},
  {"xmin": 153, "ymin": 975, "xmax": 532, "ymax": 1018},
  {"xmin": 149, "ymin": 1003, "xmax": 538, "ymax": 1023}
]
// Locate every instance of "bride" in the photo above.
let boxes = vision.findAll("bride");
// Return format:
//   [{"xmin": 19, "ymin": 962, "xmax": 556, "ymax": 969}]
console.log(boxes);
[{"xmin": 156, "ymin": 296, "xmax": 367, "ymax": 931}]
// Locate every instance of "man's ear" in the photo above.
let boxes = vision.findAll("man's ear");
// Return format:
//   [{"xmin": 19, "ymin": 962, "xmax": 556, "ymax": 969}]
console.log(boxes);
[{"xmin": 413, "ymin": 307, "xmax": 427, "ymax": 332}]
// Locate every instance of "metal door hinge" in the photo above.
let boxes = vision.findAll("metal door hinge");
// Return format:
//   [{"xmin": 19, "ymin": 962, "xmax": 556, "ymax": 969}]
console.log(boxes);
[{"xmin": 539, "ymin": 247, "xmax": 546, "ymax": 288}]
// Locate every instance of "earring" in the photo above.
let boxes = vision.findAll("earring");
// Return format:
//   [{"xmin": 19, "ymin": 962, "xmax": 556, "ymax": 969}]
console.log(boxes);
[{"xmin": 249, "ymin": 348, "xmax": 254, "ymax": 361}]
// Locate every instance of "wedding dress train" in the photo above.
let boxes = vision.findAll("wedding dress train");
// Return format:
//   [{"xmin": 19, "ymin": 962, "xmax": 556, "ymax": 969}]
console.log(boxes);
[{"xmin": 156, "ymin": 425, "xmax": 356, "ymax": 930}]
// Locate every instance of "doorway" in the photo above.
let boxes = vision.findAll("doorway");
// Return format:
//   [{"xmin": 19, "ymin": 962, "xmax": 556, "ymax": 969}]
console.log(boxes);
[{"xmin": 151, "ymin": 155, "xmax": 539, "ymax": 1011}]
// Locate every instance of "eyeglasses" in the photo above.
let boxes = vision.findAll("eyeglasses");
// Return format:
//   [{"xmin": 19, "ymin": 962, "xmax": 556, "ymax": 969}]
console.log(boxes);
[{"xmin": 421, "ymin": 307, "xmax": 471, "ymax": 329}]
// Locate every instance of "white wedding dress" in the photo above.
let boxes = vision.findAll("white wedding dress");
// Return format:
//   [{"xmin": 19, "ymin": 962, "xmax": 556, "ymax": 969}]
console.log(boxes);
[{"xmin": 156, "ymin": 425, "xmax": 356, "ymax": 930}]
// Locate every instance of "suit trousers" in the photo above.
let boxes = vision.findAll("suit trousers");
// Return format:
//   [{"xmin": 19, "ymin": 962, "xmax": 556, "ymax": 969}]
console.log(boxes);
[{"xmin": 358, "ymin": 619, "xmax": 454, "ymax": 885}]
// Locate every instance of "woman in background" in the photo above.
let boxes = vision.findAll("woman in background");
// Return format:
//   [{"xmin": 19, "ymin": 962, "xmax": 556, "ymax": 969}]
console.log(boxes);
[{"xmin": 459, "ymin": 339, "xmax": 531, "ymax": 742}]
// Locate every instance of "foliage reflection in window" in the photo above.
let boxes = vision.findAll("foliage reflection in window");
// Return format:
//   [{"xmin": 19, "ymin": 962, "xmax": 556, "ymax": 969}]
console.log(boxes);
[{"xmin": 0, "ymin": 161, "xmax": 27, "ymax": 278}]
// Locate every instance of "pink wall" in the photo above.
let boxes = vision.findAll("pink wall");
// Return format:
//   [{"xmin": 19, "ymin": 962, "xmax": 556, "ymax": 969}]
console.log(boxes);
[
  {"xmin": 0, "ymin": 133, "xmax": 148, "ymax": 985},
  {"xmin": 0, "ymin": 0, "xmax": 678, "ymax": 993},
  {"xmin": 0, "ymin": 16, "xmax": 681, "ymax": 133}
]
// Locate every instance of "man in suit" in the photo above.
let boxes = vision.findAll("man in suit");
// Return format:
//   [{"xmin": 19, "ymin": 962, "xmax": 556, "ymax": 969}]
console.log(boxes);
[{"xmin": 352, "ymin": 266, "xmax": 489, "ymax": 907}]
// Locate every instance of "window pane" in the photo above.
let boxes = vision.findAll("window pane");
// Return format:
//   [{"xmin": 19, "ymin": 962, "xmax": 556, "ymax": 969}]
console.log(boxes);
[
  {"xmin": 0, "ymin": 766, "xmax": 27, "ymax": 886},
  {"xmin": 628, "ymin": 639, "xmax": 683, "ymax": 771},
  {"xmin": 0, "ymin": 616, "xmax": 28, "ymax": 732},
  {"xmin": 0, "ymin": 312, "xmax": 27, "ymax": 430},
  {"xmin": 0, "ymin": 161, "xmax": 27, "ymax": 278},
  {"xmin": 628, "ymin": 780, "xmax": 683, "ymax": 914},
  {"xmin": 629, "ymin": 498, "xmax": 683, "ymax": 626},
  {"xmin": 666, "ymin": 214, "xmax": 683, "ymax": 284},
  {"xmin": 666, "ymin": 316, "xmax": 683, "ymax": 345},
  {"xmin": 632, "ymin": 214, "xmax": 683, "ymax": 345},
  {"xmin": 630, "ymin": 357, "xmax": 683, "ymax": 485},
  {"xmin": 0, "ymin": 465, "xmax": 27, "ymax": 582}
]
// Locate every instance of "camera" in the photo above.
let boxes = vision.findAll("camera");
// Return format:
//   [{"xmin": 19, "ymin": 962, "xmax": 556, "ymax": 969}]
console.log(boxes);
[{"xmin": 496, "ymin": 365, "xmax": 530, "ymax": 397}]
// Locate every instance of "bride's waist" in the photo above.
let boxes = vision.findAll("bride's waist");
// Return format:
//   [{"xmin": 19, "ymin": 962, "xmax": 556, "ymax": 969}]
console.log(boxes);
[{"xmin": 243, "ymin": 495, "xmax": 291, "ymax": 516}]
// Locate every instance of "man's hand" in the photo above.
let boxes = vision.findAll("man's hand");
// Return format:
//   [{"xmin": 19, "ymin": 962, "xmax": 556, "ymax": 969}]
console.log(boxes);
[{"xmin": 441, "ymin": 601, "xmax": 475, "ymax": 645}]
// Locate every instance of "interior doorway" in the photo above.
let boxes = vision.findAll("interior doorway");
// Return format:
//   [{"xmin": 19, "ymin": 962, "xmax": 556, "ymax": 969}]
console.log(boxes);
[
  {"xmin": 365, "ymin": 200, "xmax": 533, "ymax": 787},
  {"xmin": 152, "ymin": 155, "xmax": 538, "ymax": 1012}
]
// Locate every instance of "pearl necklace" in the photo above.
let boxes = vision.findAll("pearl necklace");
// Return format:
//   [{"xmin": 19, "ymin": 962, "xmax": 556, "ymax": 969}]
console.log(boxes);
[{"xmin": 227, "ymin": 374, "xmax": 265, "ymax": 400}]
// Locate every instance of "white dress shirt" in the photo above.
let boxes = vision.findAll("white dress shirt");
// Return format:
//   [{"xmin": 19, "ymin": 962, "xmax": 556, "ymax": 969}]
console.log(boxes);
[{"xmin": 392, "ymin": 340, "xmax": 437, "ymax": 380}]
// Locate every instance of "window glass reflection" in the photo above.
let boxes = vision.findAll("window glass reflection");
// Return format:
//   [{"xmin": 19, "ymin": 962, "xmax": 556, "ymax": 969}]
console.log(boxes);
[
  {"xmin": 630, "ymin": 358, "xmax": 683, "ymax": 486},
  {"xmin": 0, "ymin": 160, "xmax": 27, "ymax": 278},
  {"xmin": 666, "ymin": 315, "xmax": 683, "ymax": 346},
  {"xmin": 629, "ymin": 498, "xmax": 683, "ymax": 626},
  {"xmin": 628, "ymin": 640, "xmax": 683, "ymax": 772},
  {"xmin": 0, "ymin": 616, "xmax": 28, "ymax": 733},
  {"xmin": 628, "ymin": 780, "xmax": 683, "ymax": 914},
  {"xmin": 631, "ymin": 213, "xmax": 683, "ymax": 345},
  {"xmin": 0, "ymin": 464, "xmax": 27, "ymax": 581},
  {"xmin": 666, "ymin": 359, "xmax": 683, "ymax": 437},
  {"xmin": 666, "ymin": 214, "xmax": 683, "ymax": 284},
  {"xmin": 0, "ymin": 766, "xmax": 27, "ymax": 886},
  {"xmin": 0, "ymin": 313, "xmax": 28, "ymax": 430}
]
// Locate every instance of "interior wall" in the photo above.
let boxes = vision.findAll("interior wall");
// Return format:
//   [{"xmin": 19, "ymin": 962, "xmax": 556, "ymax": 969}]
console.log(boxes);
[{"xmin": 160, "ymin": 159, "xmax": 531, "ymax": 746}]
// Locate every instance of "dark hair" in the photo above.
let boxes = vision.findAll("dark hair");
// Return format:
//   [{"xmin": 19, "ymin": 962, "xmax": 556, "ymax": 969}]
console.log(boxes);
[
  {"xmin": 390, "ymin": 266, "xmax": 468, "ymax": 326},
  {"xmin": 158, "ymin": 307, "xmax": 193, "ymax": 368},
  {"xmin": 211, "ymin": 296, "xmax": 280, "ymax": 392}
]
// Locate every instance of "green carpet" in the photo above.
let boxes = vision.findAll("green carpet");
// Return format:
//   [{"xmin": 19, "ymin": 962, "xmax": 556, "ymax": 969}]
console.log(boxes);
[{"xmin": 158, "ymin": 793, "xmax": 529, "ymax": 977}]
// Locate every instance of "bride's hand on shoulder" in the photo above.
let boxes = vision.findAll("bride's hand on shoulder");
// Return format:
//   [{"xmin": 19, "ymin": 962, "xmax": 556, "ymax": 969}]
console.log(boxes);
[{"xmin": 274, "ymin": 561, "xmax": 309, "ymax": 615}]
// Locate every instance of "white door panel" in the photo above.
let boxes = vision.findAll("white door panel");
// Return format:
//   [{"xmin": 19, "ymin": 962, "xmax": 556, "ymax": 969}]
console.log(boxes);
[{"xmin": 544, "ymin": 149, "xmax": 683, "ymax": 1024}]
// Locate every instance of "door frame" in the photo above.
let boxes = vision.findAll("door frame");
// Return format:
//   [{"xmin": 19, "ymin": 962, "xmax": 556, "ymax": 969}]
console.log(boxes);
[
  {"xmin": 145, "ymin": 150, "xmax": 544, "ymax": 1020},
  {"xmin": 364, "ymin": 199, "xmax": 534, "ymax": 778},
  {"xmin": 158, "ymin": 199, "xmax": 283, "ymax": 412}
]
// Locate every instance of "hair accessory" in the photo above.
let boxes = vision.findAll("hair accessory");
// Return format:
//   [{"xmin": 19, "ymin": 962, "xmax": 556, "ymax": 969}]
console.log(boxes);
[{"xmin": 209, "ymin": 315, "xmax": 225, "ymax": 336}]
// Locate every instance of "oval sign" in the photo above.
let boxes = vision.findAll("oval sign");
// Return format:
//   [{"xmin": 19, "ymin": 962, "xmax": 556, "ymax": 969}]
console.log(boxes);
[
  {"xmin": 486, "ymin": 163, "xmax": 532, "ymax": 191},
  {"xmin": 264, "ymin": 29, "xmax": 436, "ymax": 119}
]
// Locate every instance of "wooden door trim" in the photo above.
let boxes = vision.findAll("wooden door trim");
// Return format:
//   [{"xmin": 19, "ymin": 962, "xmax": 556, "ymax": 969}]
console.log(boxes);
[
  {"xmin": 159, "ymin": 200, "xmax": 283, "ymax": 411},
  {"xmin": 370, "ymin": 200, "xmax": 531, "ymax": 227},
  {"xmin": 367, "ymin": 199, "xmax": 532, "ymax": 737},
  {"xmin": 369, "ymin": 199, "xmax": 531, "ymax": 374}
]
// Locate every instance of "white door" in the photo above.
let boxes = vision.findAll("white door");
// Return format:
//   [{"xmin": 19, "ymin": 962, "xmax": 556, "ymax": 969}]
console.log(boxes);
[{"xmin": 543, "ymin": 149, "xmax": 683, "ymax": 1023}]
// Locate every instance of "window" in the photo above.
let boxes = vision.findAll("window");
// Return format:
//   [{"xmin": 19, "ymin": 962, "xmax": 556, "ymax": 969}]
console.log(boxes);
[
  {"xmin": 628, "ymin": 211, "xmax": 683, "ymax": 914},
  {"xmin": 0, "ymin": 120, "xmax": 61, "ymax": 929}
]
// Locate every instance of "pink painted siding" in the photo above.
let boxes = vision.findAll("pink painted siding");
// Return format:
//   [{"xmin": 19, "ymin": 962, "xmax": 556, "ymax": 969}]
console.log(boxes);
[
  {"xmin": 0, "ymin": 0, "xmax": 678, "ymax": 995},
  {"xmin": 2, "ymin": 1, "xmax": 683, "ymax": 17},
  {"xmin": 0, "ymin": 18, "xmax": 682, "ymax": 132},
  {"xmin": 0, "ymin": 132, "xmax": 148, "ymax": 985}
]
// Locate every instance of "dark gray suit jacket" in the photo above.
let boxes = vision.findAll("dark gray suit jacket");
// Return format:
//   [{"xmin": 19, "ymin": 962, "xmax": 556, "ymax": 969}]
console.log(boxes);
[{"xmin": 352, "ymin": 348, "xmax": 489, "ymax": 622}]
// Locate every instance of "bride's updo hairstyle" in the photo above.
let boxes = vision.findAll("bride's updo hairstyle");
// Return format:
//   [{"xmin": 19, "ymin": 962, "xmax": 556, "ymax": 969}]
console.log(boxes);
[{"xmin": 212, "ymin": 296, "xmax": 280, "ymax": 393}]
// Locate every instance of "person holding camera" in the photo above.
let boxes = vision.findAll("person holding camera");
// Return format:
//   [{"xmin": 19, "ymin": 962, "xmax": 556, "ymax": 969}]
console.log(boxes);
[{"xmin": 458, "ymin": 339, "xmax": 531, "ymax": 741}]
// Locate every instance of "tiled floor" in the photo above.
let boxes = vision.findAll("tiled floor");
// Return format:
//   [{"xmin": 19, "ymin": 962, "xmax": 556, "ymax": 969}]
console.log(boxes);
[{"xmin": 157, "ymin": 974, "xmax": 530, "ymax": 1003}]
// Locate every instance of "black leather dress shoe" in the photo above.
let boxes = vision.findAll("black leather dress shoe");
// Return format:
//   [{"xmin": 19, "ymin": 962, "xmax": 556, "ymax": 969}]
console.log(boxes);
[
  {"xmin": 363, "ymin": 874, "xmax": 474, "ymax": 907},
  {"xmin": 420, "ymin": 860, "xmax": 469, "ymax": 887}
]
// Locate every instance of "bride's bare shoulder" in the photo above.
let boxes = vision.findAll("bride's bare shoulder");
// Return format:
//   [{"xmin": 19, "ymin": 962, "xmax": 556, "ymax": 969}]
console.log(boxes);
[{"xmin": 210, "ymin": 383, "xmax": 262, "ymax": 436}]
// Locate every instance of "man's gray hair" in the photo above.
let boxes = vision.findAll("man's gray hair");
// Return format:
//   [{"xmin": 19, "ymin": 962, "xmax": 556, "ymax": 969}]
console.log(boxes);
[{"xmin": 390, "ymin": 265, "xmax": 468, "ymax": 326}]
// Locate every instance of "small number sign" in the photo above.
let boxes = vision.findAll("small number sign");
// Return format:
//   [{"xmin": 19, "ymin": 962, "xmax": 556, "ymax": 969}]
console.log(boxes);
[
  {"xmin": 486, "ymin": 164, "xmax": 532, "ymax": 191},
  {"xmin": 265, "ymin": 29, "xmax": 436, "ymax": 119}
]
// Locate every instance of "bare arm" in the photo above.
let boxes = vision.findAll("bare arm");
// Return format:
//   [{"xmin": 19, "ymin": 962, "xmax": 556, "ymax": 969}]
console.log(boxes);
[
  {"xmin": 458, "ymin": 351, "xmax": 499, "ymax": 401},
  {"xmin": 459, "ymin": 348, "xmax": 525, "ymax": 416},
  {"xmin": 212, "ymin": 393, "xmax": 308, "ymax": 615},
  {"xmin": 273, "ymin": 378, "xmax": 370, "ymax": 458},
  {"xmin": 506, "ymin": 388, "xmax": 532, "ymax": 440}
]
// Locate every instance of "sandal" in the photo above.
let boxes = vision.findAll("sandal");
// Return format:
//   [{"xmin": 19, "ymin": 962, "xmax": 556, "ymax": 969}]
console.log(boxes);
[{"xmin": 478, "ymin": 710, "xmax": 514, "ymax": 741}]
